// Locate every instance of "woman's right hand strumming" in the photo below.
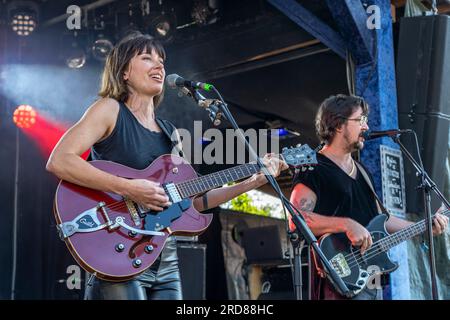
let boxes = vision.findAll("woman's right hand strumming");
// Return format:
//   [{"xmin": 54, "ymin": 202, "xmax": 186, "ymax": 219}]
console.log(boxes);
[{"xmin": 123, "ymin": 179, "xmax": 171, "ymax": 212}]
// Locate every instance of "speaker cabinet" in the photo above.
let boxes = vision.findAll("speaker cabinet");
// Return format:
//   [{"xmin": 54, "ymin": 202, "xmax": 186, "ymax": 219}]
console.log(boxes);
[
  {"xmin": 177, "ymin": 243, "xmax": 206, "ymax": 300},
  {"xmin": 397, "ymin": 15, "xmax": 450, "ymax": 214}
]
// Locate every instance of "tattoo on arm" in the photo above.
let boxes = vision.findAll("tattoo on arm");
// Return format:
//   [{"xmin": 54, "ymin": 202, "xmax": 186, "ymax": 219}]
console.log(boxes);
[
  {"xmin": 296, "ymin": 198, "xmax": 316, "ymax": 224},
  {"xmin": 298, "ymin": 198, "xmax": 315, "ymax": 211}
]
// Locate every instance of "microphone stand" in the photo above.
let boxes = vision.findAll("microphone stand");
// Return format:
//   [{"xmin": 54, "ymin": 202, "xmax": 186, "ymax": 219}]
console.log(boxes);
[
  {"xmin": 198, "ymin": 86, "xmax": 352, "ymax": 299},
  {"xmin": 288, "ymin": 231, "xmax": 304, "ymax": 300},
  {"xmin": 181, "ymin": 87, "xmax": 226, "ymax": 126},
  {"xmin": 391, "ymin": 135, "xmax": 450, "ymax": 300}
]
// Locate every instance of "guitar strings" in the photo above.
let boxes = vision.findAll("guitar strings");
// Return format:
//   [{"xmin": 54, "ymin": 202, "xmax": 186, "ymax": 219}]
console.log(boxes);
[
  {"xmin": 75, "ymin": 153, "xmax": 303, "ymax": 216},
  {"xmin": 348, "ymin": 208, "xmax": 450, "ymax": 267},
  {"xmin": 84, "ymin": 163, "xmax": 263, "ymax": 213},
  {"xmin": 339, "ymin": 209, "xmax": 450, "ymax": 269}
]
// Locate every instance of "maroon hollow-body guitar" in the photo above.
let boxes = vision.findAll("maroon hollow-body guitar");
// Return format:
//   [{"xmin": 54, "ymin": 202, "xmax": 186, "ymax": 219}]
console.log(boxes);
[{"xmin": 54, "ymin": 145, "xmax": 316, "ymax": 281}]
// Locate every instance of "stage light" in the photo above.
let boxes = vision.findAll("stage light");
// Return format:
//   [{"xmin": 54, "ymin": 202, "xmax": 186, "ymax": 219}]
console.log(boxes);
[
  {"xmin": 90, "ymin": 12, "xmax": 114, "ymax": 62},
  {"xmin": 265, "ymin": 120, "xmax": 300, "ymax": 139},
  {"xmin": 270, "ymin": 128, "xmax": 300, "ymax": 139},
  {"xmin": 92, "ymin": 38, "xmax": 114, "ymax": 61},
  {"xmin": 13, "ymin": 105, "xmax": 37, "ymax": 128},
  {"xmin": 146, "ymin": 12, "xmax": 177, "ymax": 42},
  {"xmin": 8, "ymin": 1, "xmax": 39, "ymax": 37},
  {"xmin": 64, "ymin": 33, "xmax": 86, "ymax": 69},
  {"xmin": 275, "ymin": 128, "xmax": 289, "ymax": 137},
  {"xmin": 66, "ymin": 48, "xmax": 86, "ymax": 69},
  {"xmin": 191, "ymin": 0, "xmax": 219, "ymax": 26}
]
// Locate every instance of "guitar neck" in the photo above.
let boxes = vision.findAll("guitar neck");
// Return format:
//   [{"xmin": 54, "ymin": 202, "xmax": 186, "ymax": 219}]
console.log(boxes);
[
  {"xmin": 175, "ymin": 163, "xmax": 262, "ymax": 198},
  {"xmin": 379, "ymin": 209, "xmax": 450, "ymax": 251}
]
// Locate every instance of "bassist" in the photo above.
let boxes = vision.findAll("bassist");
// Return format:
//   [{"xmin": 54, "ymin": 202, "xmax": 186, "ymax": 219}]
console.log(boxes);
[{"xmin": 290, "ymin": 94, "xmax": 448, "ymax": 300}]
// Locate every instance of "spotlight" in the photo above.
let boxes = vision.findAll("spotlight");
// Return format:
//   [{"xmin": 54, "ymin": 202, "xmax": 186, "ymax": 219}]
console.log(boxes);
[
  {"xmin": 66, "ymin": 45, "xmax": 86, "ymax": 69},
  {"xmin": 269, "ymin": 128, "xmax": 300, "ymax": 139},
  {"xmin": 8, "ymin": 1, "xmax": 39, "ymax": 37},
  {"xmin": 13, "ymin": 105, "xmax": 37, "ymax": 128},
  {"xmin": 92, "ymin": 37, "xmax": 114, "ymax": 62},
  {"xmin": 146, "ymin": 12, "xmax": 177, "ymax": 42},
  {"xmin": 90, "ymin": 13, "xmax": 114, "ymax": 62},
  {"xmin": 191, "ymin": 0, "xmax": 219, "ymax": 26},
  {"xmin": 265, "ymin": 120, "xmax": 300, "ymax": 139},
  {"xmin": 63, "ymin": 32, "xmax": 86, "ymax": 69}
]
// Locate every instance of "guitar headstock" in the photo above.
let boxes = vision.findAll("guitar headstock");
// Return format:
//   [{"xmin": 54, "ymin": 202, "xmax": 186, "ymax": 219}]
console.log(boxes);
[{"xmin": 281, "ymin": 144, "xmax": 318, "ymax": 170}]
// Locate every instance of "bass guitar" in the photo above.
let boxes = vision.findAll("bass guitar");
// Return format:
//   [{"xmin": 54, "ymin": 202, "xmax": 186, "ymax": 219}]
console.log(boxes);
[{"xmin": 315, "ymin": 209, "xmax": 449, "ymax": 297}]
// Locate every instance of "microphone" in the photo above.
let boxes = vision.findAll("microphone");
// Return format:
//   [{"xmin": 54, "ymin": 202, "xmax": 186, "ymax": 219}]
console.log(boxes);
[
  {"xmin": 169, "ymin": 77, "xmax": 223, "ymax": 126},
  {"xmin": 166, "ymin": 74, "xmax": 213, "ymax": 91},
  {"xmin": 363, "ymin": 129, "xmax": 412, "ymax": 140}
]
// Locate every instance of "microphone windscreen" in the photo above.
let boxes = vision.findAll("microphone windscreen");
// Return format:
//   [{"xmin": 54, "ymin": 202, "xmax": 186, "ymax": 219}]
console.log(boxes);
[
  {"xmin": 362, "ymin": 130, "xmax": 372, "ymax": 140},
  {"xmin": 165, "ymin": 74, "xmax": 180, "ymax": 88}
]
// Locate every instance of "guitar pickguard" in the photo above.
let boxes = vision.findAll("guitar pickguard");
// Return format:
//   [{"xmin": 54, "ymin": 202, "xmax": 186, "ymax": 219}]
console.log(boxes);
[{"xmin": 144, "ymin": 198, "xmax": 192, "ymax": 232}]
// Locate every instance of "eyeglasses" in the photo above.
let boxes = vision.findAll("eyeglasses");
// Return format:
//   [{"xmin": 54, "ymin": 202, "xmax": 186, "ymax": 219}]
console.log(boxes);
[{"xmin": 345, "ymin": 115, "xmax": 368, "ymax": 126}]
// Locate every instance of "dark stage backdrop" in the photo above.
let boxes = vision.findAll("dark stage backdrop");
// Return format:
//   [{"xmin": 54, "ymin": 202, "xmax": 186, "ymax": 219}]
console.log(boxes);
[{"xmin": 0, "ymin": 114, "xmax": 79, "ymax": 299}]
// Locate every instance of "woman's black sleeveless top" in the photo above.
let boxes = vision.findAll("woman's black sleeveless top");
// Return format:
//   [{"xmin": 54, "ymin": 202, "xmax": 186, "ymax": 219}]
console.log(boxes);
[{"xmin": 90, "ymin": 101, "xmax": 173, "ymax": 168}]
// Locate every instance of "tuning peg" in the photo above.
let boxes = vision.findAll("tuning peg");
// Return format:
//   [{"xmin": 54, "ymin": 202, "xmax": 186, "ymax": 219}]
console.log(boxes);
[{"xmin": 308, "ymin": 166, "xmax": 314, "ymax": 171}]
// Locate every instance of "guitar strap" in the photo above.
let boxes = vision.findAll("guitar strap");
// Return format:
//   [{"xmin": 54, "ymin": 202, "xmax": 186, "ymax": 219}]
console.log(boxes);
[
  {"xmin": 354, "ymin": 161, "xmax": 390, "ymax": 217},
  {"xmin": 156, "ymin": 118, "xmax": 185, "ymax": 158}
]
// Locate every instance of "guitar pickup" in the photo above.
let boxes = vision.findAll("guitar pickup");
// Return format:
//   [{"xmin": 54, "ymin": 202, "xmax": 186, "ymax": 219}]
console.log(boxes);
[
  {"xmin": 163, "ymin": 182, "xmax": 182, "ymax": 203},
  {"xmin": 330, "ymin": 253, "xmax": 351, "ymax": 277}
]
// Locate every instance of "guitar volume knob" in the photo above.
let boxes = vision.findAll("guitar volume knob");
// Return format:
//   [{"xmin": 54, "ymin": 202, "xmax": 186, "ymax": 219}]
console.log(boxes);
[
  {"xmin": 128, "ymin": 230, "xmax": 137, "ymax": 238},
  {"xmin": 133, "ymin": 259, "xmax": 142, "ymax": 268}
]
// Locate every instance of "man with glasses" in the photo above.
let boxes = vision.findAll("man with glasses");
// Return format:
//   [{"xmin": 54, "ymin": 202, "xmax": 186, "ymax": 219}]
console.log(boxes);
[{"xmin": 290, "ymin": 94, "xmax": 448, "ymax": 300}]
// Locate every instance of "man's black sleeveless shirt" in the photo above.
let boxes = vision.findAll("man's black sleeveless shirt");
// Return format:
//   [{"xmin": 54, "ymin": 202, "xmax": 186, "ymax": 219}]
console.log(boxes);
[{"xmin": 292, "ymin": 153, "xmax": 379, "ymax": 227}]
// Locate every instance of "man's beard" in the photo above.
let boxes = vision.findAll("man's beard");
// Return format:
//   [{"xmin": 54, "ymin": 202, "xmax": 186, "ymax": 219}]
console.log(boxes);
[{"xmin": 343, "ymin": 131, "xmax": 364, "ymax": 152}]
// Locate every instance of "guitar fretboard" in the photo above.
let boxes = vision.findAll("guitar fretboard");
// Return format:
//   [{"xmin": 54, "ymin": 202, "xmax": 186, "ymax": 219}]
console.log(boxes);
[
  {"xmin": 175, "ymin": 163, "xmax": 261, "ymax": 198},
  {"xmin": 378, "ymin": 209, "xmax": 450, "ymax": 252}
]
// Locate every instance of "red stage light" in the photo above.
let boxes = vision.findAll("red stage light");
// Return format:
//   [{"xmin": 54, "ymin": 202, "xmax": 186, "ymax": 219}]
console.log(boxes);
[
  {"xmin": 13, "ymin": 105, "xmax": 37, "ymax": 128},
  {"xmin": 11, "ymin": 106, "xmax": 90, "ymax": 159}
]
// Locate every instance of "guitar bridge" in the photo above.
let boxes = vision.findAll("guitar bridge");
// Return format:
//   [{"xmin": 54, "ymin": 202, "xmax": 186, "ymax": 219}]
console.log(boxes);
[
  {"xmin": 57, "ymin": 202, "xmax": 112, "ymax": 239},
  {"xmin": 124, "ymin": 198, "xmax": 141, "ymax": 226}
]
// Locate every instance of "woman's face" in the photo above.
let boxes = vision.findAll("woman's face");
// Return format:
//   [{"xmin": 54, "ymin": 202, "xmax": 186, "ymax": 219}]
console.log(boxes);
[{"xmin": 123, "ymin": 48, "xmax": 165, "ymax": 98}]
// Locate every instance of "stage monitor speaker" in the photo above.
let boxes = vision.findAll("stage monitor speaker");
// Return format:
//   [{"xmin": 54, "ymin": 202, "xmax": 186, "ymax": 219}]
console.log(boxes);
[
  {"xmin": 177, "ymin": 243, "xmax": 206, "ymax": 300},
  {"xmin": 257, "ymin": 264, "xmax": 309, "ymax": 300},
  {"xmin": 396, "ymin": 15, "xmax": 450, "ymax": 214}
]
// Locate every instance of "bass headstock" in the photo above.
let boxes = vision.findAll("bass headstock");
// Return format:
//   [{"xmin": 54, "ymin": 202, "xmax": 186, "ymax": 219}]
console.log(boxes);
[{"xmin": 281, "ymin": 144, "xmax": 318, "ymax": 171}]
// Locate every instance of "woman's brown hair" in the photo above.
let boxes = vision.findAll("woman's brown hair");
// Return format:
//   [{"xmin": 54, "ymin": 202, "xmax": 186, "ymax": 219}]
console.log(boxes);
[{"xmin": 99, "ymin": 32, "xmax": 166, "ymax": 107}]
